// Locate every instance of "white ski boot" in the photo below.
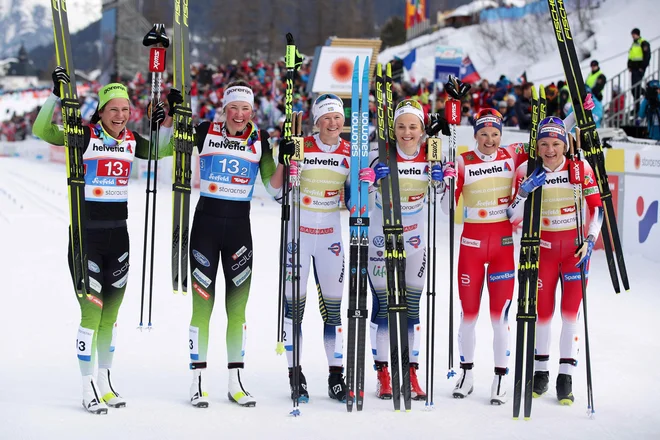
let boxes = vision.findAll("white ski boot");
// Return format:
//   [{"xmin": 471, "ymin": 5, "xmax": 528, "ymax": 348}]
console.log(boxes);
[
  {"xmin": 97, "ymin": 368, "xmax": 126, "ymax": 408},
  {"xmin": 82, "ymin": 375, "xmax": 108, "ymax": 415},
  {"xmin": 490, "ymin": 373, "xmax": 508, "ymax": 405},
  {"xmin": 453, "ymin": 367, "xmax": 474, "ymax": 398},
  {"xmin": 190, "ymin": 369, "xmax": 209, "ymax": 408},
  {"xmin": 227, "ymin": 368, "xmax": 256, "ymax": 407}
]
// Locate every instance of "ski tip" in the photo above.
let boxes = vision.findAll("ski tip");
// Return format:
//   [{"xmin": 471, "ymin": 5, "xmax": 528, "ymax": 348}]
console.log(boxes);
[
  {"xmin": 275, "ymin": 342, "xmax": 285, "ymax": 355},
  {"xmin": 513, "ymin": 416, "xmax": 519, "ymax": 420},
  {"xmin": 405, "ymin": 409, "xmax": 412, "ymax": 413},
  {"xmin": 523, "ymin": 417, "xmax": 531, "ymax": 421}
]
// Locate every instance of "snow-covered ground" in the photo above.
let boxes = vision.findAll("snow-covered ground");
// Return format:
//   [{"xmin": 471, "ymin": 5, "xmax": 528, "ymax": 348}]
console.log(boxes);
[
  {"xmin": 1, "ymin": 153, "xmax": 658, "ymax": 439},
  {"xmin": 380, "ymin": 0, "xmax": 659, "ymax": 85}
]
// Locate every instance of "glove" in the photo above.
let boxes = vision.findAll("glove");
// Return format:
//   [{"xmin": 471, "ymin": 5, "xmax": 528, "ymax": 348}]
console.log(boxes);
[
  {"xmin": 426, "ymin": 113, "xmax": 450, "ymax": 137},
  {"xmin": 374, "ymin": 162, "xmax": 390, "ymax": 181},
  {"xmin": 150, "ymin": 101, "xmax": 165, "ymax": 130},
  {"xmin": 583, "ymin": 93, "xmax": 595, "ymax": 111},
  {"xmin": 52, "ymin": 66, "xmax": 70, "ymax": 98},
  {"xmin": 445, "ymin": 75, "xmax": 471, "ymax": 100},
  {"xmin": 167, "ymin": 88, "xmax": 184, "ymax": 117},
  {"xmin": 278, "ymin": 138, "xmax": 295, "ymax": 165},
  {"xmin": 431, "ymin": 164, "xmax": 444, "ymax": 182},
  {"xmin": 518, "ymin": 166, "xmax": 546, "ymax": 197},
  {"xmin": 574, "ymin": 235, "xmax": 595, "ymax": 269},
  {"xmin": 358, "ymin": 167, "xmax": 375, "ymax": 184},
  {"xmin": 442, "ymin": 161, "xmax": 457, "ymax": 184}
]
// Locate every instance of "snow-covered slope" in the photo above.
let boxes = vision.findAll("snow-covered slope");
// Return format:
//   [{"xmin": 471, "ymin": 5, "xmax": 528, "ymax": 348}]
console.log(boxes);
[
  {"xmin": 380, "ymin": 0, "xmax": 658, "ymax": 85},
  {"xmin": 0, "ymin": 0, "xmax": 100, "ymax": 58}
]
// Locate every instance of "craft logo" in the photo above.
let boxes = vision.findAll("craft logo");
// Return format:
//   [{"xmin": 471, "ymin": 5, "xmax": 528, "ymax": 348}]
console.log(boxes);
[
  {"xmin": 328, "ymin": 242, "xmax": 342, "ymax": 256},
  {"xmin": 637, "ymin": 196, "xmax": 659, "ymax": 243}
]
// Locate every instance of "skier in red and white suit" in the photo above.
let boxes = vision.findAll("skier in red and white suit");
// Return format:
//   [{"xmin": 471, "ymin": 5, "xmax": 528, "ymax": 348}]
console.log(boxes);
[
  {"xmin": 508, "ymin": 116, "xmax": 602, "ymax": 405},
  {"xmin": 444, "ymin": 108, "xmax": 528, "ymax": 404}
]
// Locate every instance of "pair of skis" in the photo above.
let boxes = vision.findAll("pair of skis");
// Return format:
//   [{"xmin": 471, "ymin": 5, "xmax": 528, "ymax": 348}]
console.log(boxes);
[
  {"xmin": 276, "ymin": 33, "xmax": 304, "ymax": 417},
  {"xmin": 51, "ymin": 0, "xmax": 88, "ymax": 298},
  {"xmin": 171, "ymin": 0, "xmax": 194, "ymax": 296},
  {"xmin": 375, "ymin": 63, "xmax": 412, "ymax": 412},
  {"xmin": 546, "ymin": 0, "xmax": 629, "ymax": 294},
  {"xmin": 345, "ymin": 56, "xmax": 370, "ymax": 413},
  {"xmin": 512, "ymin": 85, "xmax": 546, "ymax": 420},
  {"xmin": 139, "ymin": 24, "xmax": 169, "ymax": 329}
]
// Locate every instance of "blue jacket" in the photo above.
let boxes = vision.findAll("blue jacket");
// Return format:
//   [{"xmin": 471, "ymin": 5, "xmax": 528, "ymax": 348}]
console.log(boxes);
[{"xmin": 639, "ymin": 99, "xmax": 660, "ymax": 140}]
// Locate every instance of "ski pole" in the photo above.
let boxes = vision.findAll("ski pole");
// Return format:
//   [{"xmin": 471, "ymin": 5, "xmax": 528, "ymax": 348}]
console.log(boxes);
[{"xmin": 139, "ymin": 24, "xmax": 168, "ymax": 329}]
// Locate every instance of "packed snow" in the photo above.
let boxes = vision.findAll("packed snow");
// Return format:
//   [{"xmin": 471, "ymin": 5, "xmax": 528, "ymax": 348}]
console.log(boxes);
[{"xmin": 0, "ymin": 152, "xmax": 658, "ymax": 439}]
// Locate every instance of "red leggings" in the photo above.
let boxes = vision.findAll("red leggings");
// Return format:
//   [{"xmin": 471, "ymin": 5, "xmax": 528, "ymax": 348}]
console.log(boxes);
[{"xmin": 458, "ymin": 221, "xmax": 515, "ymax": 322}]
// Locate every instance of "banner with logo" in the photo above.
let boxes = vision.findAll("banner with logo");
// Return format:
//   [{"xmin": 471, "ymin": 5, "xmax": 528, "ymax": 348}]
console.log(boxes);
[
  {"xmin": 435, "ymin": 46, "xmax": 463, "ymax": 84},
  {"xmin": 621, "ymin": 175, "xmax": 660, "ymax": 262},
  {"xmin": 405, "ymin": 0, "xmax": 427, "ymax": 29},
  {"xmin": 310, "ymin": 47, "xmax": 373, "ymax": 95}
]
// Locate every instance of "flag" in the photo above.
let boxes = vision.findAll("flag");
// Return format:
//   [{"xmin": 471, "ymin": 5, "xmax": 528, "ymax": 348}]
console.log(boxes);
[
  {"xmin": 459, "ymin": 56, "xmax": 481, "ymax": 84},
  {"xmin": 402, "ymin": 49, "xmax": 417, "ymax": 71}
]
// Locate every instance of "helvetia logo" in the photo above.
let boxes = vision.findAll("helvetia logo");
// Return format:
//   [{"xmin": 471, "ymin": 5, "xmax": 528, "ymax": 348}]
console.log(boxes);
[{"xmin": 637, "ymin": 196, "xmax": 658, "ymax": 243}]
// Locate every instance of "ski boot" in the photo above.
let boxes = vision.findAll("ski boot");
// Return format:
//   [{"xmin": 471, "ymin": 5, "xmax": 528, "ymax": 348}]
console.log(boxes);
[
  {"xmin": 556, "ymin": 373, "xmax": 574, "ymax": 405},
  {"xmin": 375, "ymin": 361, "xmax": 393, "ymax": 400},
  {"xmin": 82, "ymin": 375, "xmax": 108, "ymax": 415},
  {"xmin": 190, "ymin": 368, "xmax": 209, "ymax": 408},
  {"xmin": 533, "ymin": 371, "xmax": 550, "ymax": 398},
  {"xmin": 289, "ymin": 366, "xmax": 309, "ymax": 403},
  {"xmin": 227, "ymin": 368, "xmax": 256, "ymax": 407},
  {"xmin": 409, "ymin": 363, "xmax": 427, "ymax": 401},
  {"xmin": 328, "ymin": 367, "xmax": 347, "ymax": 402},
  {"xmin": 453, "ymin": 364, "xmax": 474, "ymax": 398},
  {"xmin": 490, "ymin": 367, "xmax": 508, "ymax": 405},
  {"xmin": 97, "ymin": 368, "xmax": 126, "ymax": 408}
]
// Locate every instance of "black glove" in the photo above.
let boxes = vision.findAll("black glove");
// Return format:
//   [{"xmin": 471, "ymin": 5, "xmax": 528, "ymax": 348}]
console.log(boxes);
[
  {"xmin": 445, "ymin": 75, "xmax": 471, "ymax": 100},
  {"xmin": 167, "ymin": 88, "xmax": 184, "ymax": 117},
  {"xmin": 150, "ymin": 101, "xmax": 165, "ymax": 130},
  {"xmin": 52, "ymin": 66, "xmax": 70, "ymax": 98},
  {"xmin": 426, "ymin": 113, "xmax": 450, "ymax": 137},
  {"xmin": 278, "ymin": 138, "xmax": 296, "ymax": 165}
]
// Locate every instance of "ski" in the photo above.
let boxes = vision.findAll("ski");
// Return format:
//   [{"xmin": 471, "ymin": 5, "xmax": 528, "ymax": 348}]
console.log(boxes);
[
  {"xmin": 376, "ymin": 63, "xmax": 411, "ymax": 412},
  {"xmin": 346, "ymin": 55, "xmax": 370, "ymax": 412},
  {"xmin": 171, "ymin": 0, "xmax": 193, "ymax": 295},
  {"xmin": 512, "ymin": 85, "xmax": 546, "ymax": 420},
  {"xmin": 547, "ymin": 0, "xmax": 629, "ymax": 294},
  {"xmin": 51, "ymin": 0, "xmax": 88, "ymax": 298}
]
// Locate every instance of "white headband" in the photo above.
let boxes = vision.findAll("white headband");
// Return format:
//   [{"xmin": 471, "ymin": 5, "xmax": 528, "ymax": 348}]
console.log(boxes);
[
  {"xmin": 313, "ymin": 98, "xmax": 344, "ymax": 124},
  {"xmin": 394, "ymin": 103, "xmax": 425, "ymax": 126},
  {"xmin": 223, "ymin": 86, "xmax": 254, "ymax": 108}
]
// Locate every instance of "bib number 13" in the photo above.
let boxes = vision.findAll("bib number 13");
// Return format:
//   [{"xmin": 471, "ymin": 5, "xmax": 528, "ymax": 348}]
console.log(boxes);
[
  {"xmin": 98, "ymin": 159, "xmax": 130, "ymax": 177},
  {"xmin": 218, "ymin": 158, "xmax": 247, "ymax": 176}
]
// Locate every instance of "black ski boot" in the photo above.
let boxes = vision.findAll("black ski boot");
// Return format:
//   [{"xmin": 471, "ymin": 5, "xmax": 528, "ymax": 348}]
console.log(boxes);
[
  {"xmin": 556, "ymin": 373, "xmax": 574, "ymax": 405},
  {"xmin": 288, "ymin": 366, "xmax": 309, "ymax": 403},
  {"xmin": 533, "ymin": 371, "xmax": 550, "ymax": 398},
  {"xmin": 328, "ymin": 367, "xmax": 347, "ymax": 402}
]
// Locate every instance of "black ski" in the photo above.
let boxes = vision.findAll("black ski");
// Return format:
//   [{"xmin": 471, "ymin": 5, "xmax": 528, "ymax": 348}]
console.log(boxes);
[
  {"xmin": 51, "ymin": 0, "xmax": 88, "ymax": 298},
  {"xmin": 376, "ymin": 63, "xmax": 411, "ymax": 412},
  {"xmin": 513, "ymin": 85, "xmax": 546, "ymax": 420},
  {"xmin": 171, "ymin": 0, "xmax": 193, "ymax": 295},
  {"xmin": 547, "ymin": 0, "xmax": 629, "ymax": 294}
]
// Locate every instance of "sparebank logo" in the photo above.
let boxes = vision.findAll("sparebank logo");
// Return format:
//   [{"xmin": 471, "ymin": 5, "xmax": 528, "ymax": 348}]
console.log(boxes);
[{"xmin": 637, "ymin": 196, "xmax": 659, "ymax": 243}]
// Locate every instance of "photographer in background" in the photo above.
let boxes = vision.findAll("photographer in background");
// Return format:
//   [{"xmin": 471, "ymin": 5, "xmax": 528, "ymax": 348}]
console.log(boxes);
[{"xmin": 639, "ymin": 80, "xmax": 660, "ymax": 141}]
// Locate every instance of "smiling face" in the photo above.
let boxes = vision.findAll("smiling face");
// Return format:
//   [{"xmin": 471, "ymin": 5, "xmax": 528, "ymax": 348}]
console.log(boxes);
[
  {"xmin": 474, "ymin": 126, "xmax": 501, "ymax": 155},
  {"xmin": 224, "ymin": 101, "xmax": 252, "ymax": 134},
  {"xmin": 395, "ymin": 113, "xmax": 423, "ymax": 154},
  {"xmin": 538, "ymin": 138, "xmax": 567, "ymax": 171},
  {"xmin": 99, "ymin": 98, "xmax": 130, "ymax": 139},
  {"xmin": 316, "ymin": 111, "xmax": 344, "ymax": 145}
]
